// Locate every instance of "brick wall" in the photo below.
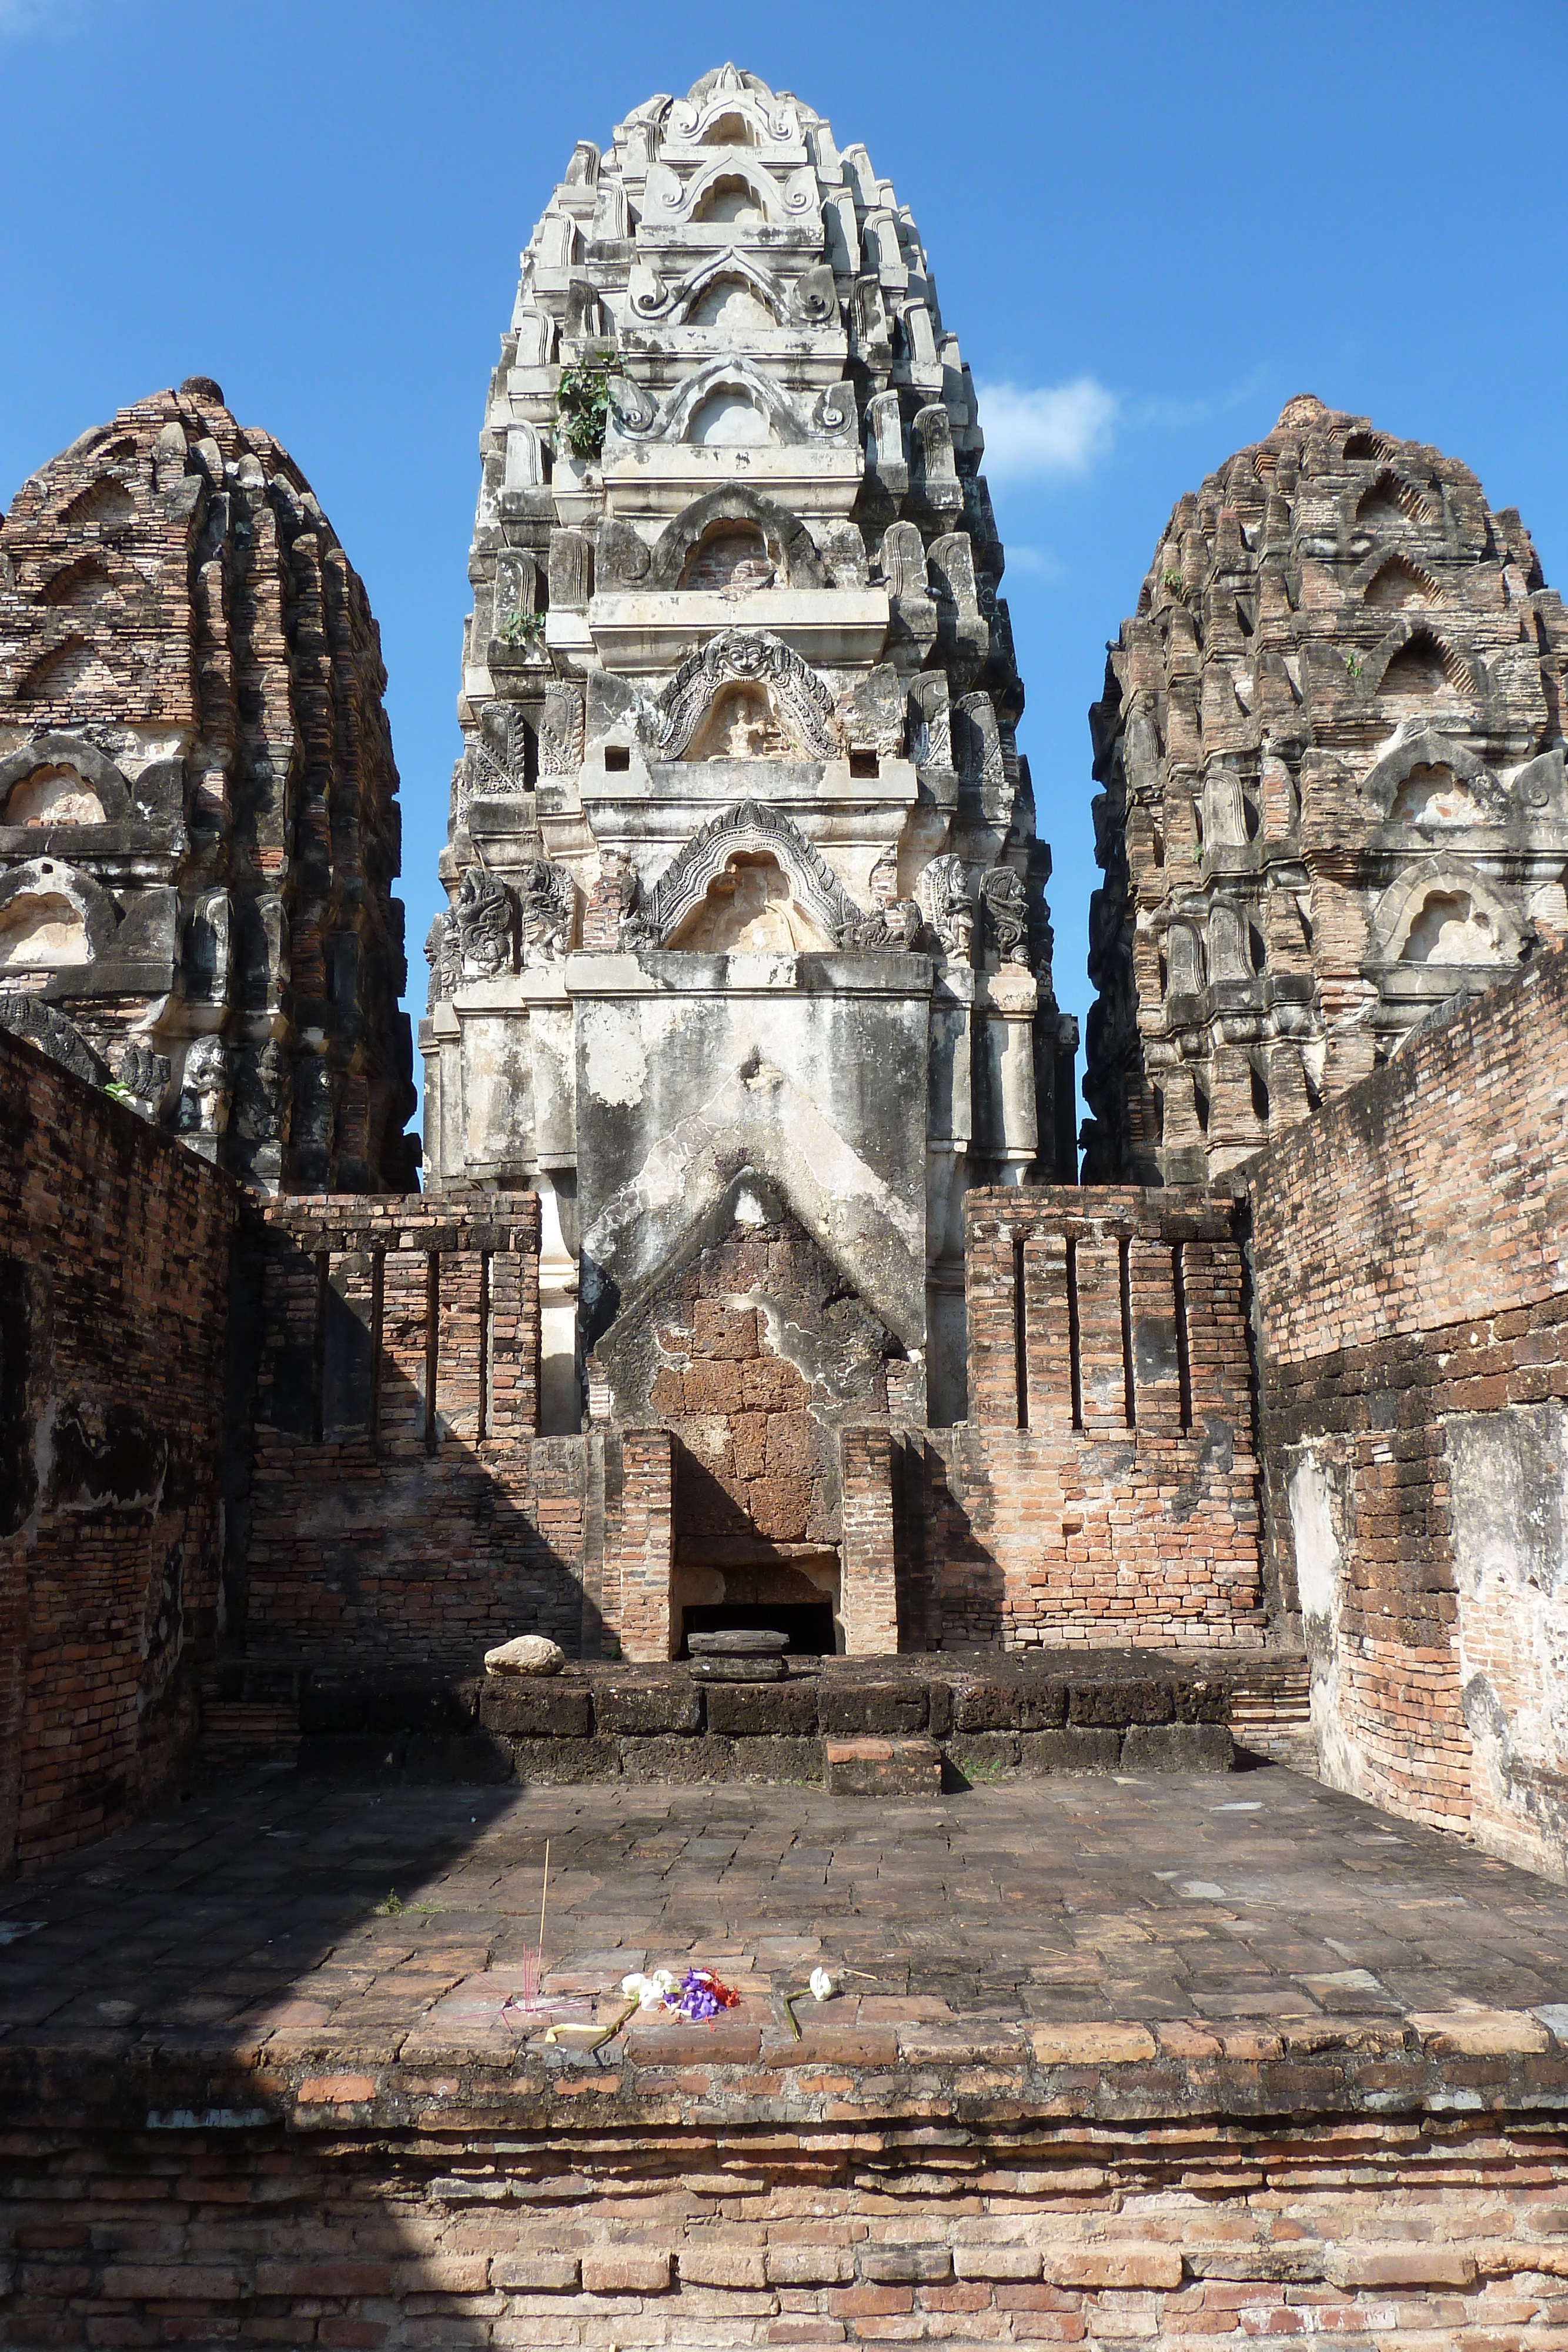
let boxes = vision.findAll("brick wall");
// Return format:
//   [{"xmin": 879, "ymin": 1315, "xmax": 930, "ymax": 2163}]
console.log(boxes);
[
  {"xmin": 239, "ymin": 1196, "xmax": 594, "ymax": 1664},
  {"xmin": 5, "ymin": 2109, "xmax": 1568, "ymax": 2347},
  {"xmin": 0, "ymin": 1027, "xmax": 238, "ymax": 1872},
  {"xmin": 917, "ymin": 1188, "xmax": 1265, "ymax": 1650},
  {"xmin": 1246, "ymin": 941, "xmax": 1568, "ymax": 1876}
]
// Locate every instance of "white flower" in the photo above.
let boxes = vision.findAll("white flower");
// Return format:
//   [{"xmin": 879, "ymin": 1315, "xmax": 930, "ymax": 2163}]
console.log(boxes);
[
  {"xmin": 808, "ymin": 1966, "xmax": 834, "ymax": 2002},
  {"xmin": 652, "ymin": 1967, "xmax": 677, "ymax": 1993},
  {"xmin": 620, "ymin": 1972, "xmax": 666, "ymax": 2011}
]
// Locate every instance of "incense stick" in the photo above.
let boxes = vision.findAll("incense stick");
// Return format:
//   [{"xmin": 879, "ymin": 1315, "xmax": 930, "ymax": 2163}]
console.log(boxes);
[{"xmin": 538, "ymin": 1839, "xmax": 550, "ymax": 1975}]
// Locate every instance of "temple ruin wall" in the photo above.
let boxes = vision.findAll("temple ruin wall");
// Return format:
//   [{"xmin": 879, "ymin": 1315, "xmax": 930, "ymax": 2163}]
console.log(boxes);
[
  {"xmin": 1246, "ymin": 935, "xmax": 1568, "ymax": 1880},
  {"xmin": 0, "ymin": 1025, "xmax": 239, "ymax": 1874}
]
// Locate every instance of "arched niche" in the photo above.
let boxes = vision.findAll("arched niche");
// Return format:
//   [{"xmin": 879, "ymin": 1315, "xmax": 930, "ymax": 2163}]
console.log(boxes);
[
  {"xmin": 1355, "ymin": 470, "xmax": 1435, "ymax": 529},
  {"xmin": 686, "ymin": 677, "xmax": 793, "ymax": 758},
  {"xmin": 1361, "ymin": 724, "xmax": 1492, "ymax": 822},
  {"xmin": 11, "ymin": 636, "xmax": 120, "ymax": 706},
  {"xmin": 1402, "ymin": 890, "xmax": 1506, "ymax": 965},
  {"xmin": 0, "ymin": 858, "xmax": 116, "ymax": 970},
  {"xmin": 1388, "ymin": 763, "xmax": 1486, "ymax": 830},
  {"xmin": 628, "ymin": 800, "xmax": 861, "ymax": 947},
  {"xmin": 701, "ymin": 110, "xmax": 755, "ymax": 146},
  {"xmin": 1369, "ymin": 862, "xmax": 1524, "ymax": 968},
  {"xmin": 1364, "ymin": 556, "xmax": 1438, "ymax": 609},
  {"xmin": 39, "ymin": 556, "xmax": 121, "ymax": 615},
  {"xmin": 610, "ymin": 359, "xmax": 834, "ymax": 452},
  {"xmin": 2, "ymin": 764, "xmax": 108, "ymax": 827},
  {"xmin": 686, "ymin": 275, "xmax": 777, "ymax": 331},
  {"xmin": 1370, "ymin": 626, "xmax": 1475, "ymax": 701},
  {"xmin": 0, "ymin": 734, "xmax": 131, "ymax": 826},
  {"xmin": 677, "ymin": 518, "xmax": 774, "ymax": 593},
  {"xmin": 691, "ymin": 172, "xmax": 768, "ymax": 225},
  {"xmin": 58, "ymin": 477, "xmax": 135, "ymax": 532},
  {"xmin": 665, "ymin": 850, "xmax": 835, "ymax": 951},
  {"xmin": 0, "ymin": 890, "xmax": 90, "ymax": 968},
  {"xmin": 687, "ymin": 387, "xmax": 771, "ymax": 446},
  {"xmin": 647, "ymin": 487, "xmax": 824, "ymax": 593}
]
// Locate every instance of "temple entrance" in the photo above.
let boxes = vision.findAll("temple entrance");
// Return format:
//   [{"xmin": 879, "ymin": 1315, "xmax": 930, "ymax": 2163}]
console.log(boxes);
[
  {"xmin": 680, "ymin": 1600, "xmax": 835, "ymax": 1658},
  {"xmin": 670, "ymin": 1546, "xmax": 844, "ymax": 1655}
]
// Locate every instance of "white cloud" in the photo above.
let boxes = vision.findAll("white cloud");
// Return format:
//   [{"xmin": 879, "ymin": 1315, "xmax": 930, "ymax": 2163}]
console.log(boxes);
[
  {"xmin": 1002, "ymin": 544, "xmax": 1066, "ymax": 584},
  {"xmin": 975, "ymin": 376, "xmax": 1119, "ymax": 482}
]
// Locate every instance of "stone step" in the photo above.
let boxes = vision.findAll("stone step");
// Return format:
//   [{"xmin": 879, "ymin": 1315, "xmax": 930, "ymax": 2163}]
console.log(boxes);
[{"xmin": 826, "ymin": 1735, "xmax": 943, "ymax": 1797}]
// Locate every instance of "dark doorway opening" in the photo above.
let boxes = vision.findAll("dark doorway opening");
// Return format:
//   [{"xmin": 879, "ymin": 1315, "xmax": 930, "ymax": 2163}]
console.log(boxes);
[{"xmin": 680, "ymin": 1601, "xmax": 835, "ymax": 1657}]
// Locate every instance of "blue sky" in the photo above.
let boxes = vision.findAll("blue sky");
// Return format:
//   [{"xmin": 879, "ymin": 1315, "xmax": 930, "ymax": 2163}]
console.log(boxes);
[{"xmin": 4, "ymin": 0, "xmax": 1565, "ymax": 1131}]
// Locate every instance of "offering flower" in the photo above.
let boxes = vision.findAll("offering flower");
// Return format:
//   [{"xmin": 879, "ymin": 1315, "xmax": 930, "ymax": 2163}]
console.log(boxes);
[
  {"xmin": 808, "ymin": 1966, "xmax": 835, "ymax": 2002},
  {"xmin": 673, "ymin": 1967, "xmax": 741, "ymax": 2022}
]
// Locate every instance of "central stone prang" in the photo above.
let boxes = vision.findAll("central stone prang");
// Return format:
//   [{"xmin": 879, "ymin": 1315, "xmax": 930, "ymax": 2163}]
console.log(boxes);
[{"xmin": 419, "ymin": 62, "xmax": 1078, "ymax": 1477}]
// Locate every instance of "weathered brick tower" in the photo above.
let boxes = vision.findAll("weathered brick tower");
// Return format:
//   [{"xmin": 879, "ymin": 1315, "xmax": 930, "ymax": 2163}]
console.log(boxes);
[
  {"xmin": 1083, "ymin": 392, "xmax": 1568, "ymax": 1181},
  {"xmin": 0, "ymin": 379, "xmax": 416, "ymax": 1191},
  {"xmin": 419, "ymin": 65, "xmax": 1078, "ymax": 1428}
]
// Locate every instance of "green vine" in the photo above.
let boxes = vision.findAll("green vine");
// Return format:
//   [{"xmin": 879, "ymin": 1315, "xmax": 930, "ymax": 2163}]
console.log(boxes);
[
  {"xmin": 500, "ymin": 609, "xmax": 547, "ymax": 647},
  {"xmin": 1345, "ymin": 652, "xmax": 1363, "ymax": 680},
  {"xmin": 556, "ymin": 352, "xmax": 616, "ymax": 460},
  {"xmin": 1162, "ymin": 568, "xmax": 1184, "ymax": 594}
]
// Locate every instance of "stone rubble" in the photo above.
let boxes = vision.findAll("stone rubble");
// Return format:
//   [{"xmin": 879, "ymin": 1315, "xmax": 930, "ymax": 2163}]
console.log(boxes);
[{"xmin": 482, "ymin": 1633, "xmax": 566, "ymax": 1676}]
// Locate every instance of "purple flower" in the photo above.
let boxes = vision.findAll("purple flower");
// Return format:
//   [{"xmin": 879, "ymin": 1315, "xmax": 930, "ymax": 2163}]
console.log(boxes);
[{"xmin": 673, "ymin": 1966, "xmax": 740, "ymax": 2022}]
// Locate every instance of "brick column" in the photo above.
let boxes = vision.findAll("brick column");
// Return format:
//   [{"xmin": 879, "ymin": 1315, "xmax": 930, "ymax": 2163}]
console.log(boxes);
[
  {"xmin": 1075, "ymin": 1235, "xmax": 1127, "ymax": 1431},
  {"xmin": 486, "ymin": 1241, "xmax": 540, "ymax": 1441},
  {"xmin": 613, "ymin": 1429, "xmax": 676, "ymax": 1662},
  {"xmin": 1022, "ymin": 1230, "xmax": 1074, "ymax": 1432},
  {"xmin": 965, "ymin": 1212, "xmax": 1019, "ymax": 1428},
  {"xmin": 840, "ymin": 1426, "xmax": 900, "ymax": 1655}
]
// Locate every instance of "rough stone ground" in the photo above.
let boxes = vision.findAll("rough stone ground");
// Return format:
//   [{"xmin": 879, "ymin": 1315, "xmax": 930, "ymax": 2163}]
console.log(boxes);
[{"xmin": 3, "ymin": 1760, "xmax": 1566, "ymax": 2053}]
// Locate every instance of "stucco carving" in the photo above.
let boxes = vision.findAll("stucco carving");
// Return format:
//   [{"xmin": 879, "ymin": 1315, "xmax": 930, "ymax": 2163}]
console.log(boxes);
[
  {"xmin": 624, "ymin": 801, "xmax": 863, "ymax": 948},
  {"xmin": 981, "ymin": 866, "xmax": 1032, "ymax": 967},
  {"xmin": 455, "ymin": 864, "xmax": 515, "ymax": 980},
  {"xmin": 519, "ymin": 858, "xmax": 577, "ymax": 964},
  {"xmin": 656, "ymin": 632, "xmax": 842, "ymax": 761},
  {"xmin": 918, "ymin": 853, "xmax": 974, "ymax": 962},
  {"xmin": 539, "ymin": 684, "xmax": 586, "ymax": 777}
]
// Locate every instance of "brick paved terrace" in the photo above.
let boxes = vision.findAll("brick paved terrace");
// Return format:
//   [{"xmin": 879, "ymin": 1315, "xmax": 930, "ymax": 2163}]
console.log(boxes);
[
  {"xmin": 5, "ymin": 1762, "xmax": 1568, "ymax": 2073},
  {"xmin": 4, "ymin": 1763, "xmax": 1568, "ymax": 2347}
]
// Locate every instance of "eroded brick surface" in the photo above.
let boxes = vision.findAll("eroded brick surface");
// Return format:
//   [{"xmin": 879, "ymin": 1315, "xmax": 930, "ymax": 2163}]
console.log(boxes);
[
  {"xmin": 1084, "ymin": 392, "xmax": 1568, "ymax": 1186},
  {"xmin": 0, "ymin": 379, "xmax": 414, "ymax": 1191}
]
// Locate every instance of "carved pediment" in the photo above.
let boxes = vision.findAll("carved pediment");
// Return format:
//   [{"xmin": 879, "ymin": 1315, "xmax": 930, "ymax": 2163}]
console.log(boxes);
[
  {"xmin": 655, "ymin": 630, "xmax": 843, "ymax": 761},
  {"xmin": 606, "ymin": 358, "xmax": 852, "ymax": 449},
  {"xmin": 624, "ymin": 801, "xmax": 862, "ymax": 948}
]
